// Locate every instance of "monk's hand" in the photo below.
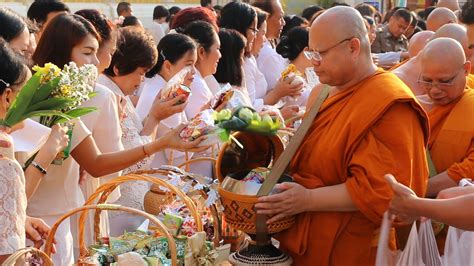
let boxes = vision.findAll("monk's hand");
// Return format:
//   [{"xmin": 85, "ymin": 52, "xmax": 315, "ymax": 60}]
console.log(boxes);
[
  {"xmin": 255, "ymin": 182, "xmax": 311, "ymax": 224},
  {"xmin": 384, "ymin": 174, "xmax": 419, "ymax": 225}
]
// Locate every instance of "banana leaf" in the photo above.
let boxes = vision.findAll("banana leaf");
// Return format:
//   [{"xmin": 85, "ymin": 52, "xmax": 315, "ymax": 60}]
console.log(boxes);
[
  {"xmin": 3, "ymin": 74, "xmax": 41, "ymax": 127},
  {"xmin": 31, "ymin": 77, "xmax": 60, "ymax": 105},
  {"xmin": 28, "ymin": 97, "xmax": 72, "ymax": 112},
  {"xmin": 217, "ymin": 116, "xmax": 248, "ymax": 131},
  {"xmin": 52, "ymin": 107, "xmax": 97, "ymax": 124}
]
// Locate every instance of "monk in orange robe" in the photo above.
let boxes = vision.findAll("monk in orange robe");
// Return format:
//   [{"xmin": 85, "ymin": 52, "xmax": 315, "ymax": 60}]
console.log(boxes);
[
  {"xmin": 254, "ymin": 7, "xmax": 429, "ymax": 265},
  {"xmin": 417, "ymin": 38, "xmax": 474, "ymax": 198}
]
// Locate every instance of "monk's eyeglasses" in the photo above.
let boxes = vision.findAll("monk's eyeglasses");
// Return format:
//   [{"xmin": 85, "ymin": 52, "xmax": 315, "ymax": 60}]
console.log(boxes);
[
  {"xmin": 417, "ymin": 71, "xmax": 461, "ymax": 89},
  {"xmin": 304, "ymin": 37, "xmax": 354, "ymax": 62}
]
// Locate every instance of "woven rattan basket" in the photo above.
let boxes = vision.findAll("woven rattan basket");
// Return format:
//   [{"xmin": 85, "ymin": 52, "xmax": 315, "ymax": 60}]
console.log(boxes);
[{"xmin": 2, "ymin": 247, "xmax": 53, "ymax": 266}]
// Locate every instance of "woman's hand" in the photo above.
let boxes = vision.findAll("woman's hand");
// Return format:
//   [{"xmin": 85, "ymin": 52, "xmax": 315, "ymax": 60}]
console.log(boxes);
[
  {"xmin": 43, "ymin": 124, "xmax": 69, "ymax": 156},
  {"xmin": 25, "ymin": 216, "xmax": 56, "ymax": 253},
  {"xmin": 255, "ymin": 182, "xmax": 311, "ymax": 224},
  {"xmin": 149, "ymin": 94, "xmax": 187, "ymax": 121},
  {"xmin": 385, "ymin": 174, "xmax": 420, "ymax": 224},
  {"xmin": 159, "ymin": 124, "xmax": 210, "ymax": 152},
  {"xmin": 273, "ymin": 76, "xmax": 304, "ymax": 98}
]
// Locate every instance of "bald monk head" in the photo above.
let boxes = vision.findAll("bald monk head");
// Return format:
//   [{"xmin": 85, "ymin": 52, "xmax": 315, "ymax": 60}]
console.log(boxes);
[
  {"xmin": 432, "ymin": 23, "xmax": 472, "ymax": 59},
  {"xmin": 420, "ymin": 38, "xmax": 471, "ymax": 105},
  {"xmin": 437, "ymin": 0, "xmax": 460, "ymax": 11},
  {"xmin": 309, "ymin": 6, "xmax": 375, "ymax": 87},
  {"xmin": 408, "ymin": 31, "xmax": 435, "ymax": 58},
  {"xmin": 426, "ymin": 7, "xmax": 458, "ymax": 31}
]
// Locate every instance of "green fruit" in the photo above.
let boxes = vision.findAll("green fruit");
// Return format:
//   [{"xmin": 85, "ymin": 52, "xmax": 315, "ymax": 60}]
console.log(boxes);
[
  {"xmin": 238, "ymin": 107, "xmax": 254, "ymax": 123},
  {"xmin": 252, "ymin": 112, "xmax": 262, "ymax": 122},
  {"xmin": 216, "ymin": 109, "xmax": 232, "ymax": 121}
]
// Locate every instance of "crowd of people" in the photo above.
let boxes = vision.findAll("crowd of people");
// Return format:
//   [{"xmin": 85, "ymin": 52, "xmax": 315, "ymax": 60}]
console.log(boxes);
[{"xmin": 0, "ymin": 0, "xmax": 473, "ymax": 264}]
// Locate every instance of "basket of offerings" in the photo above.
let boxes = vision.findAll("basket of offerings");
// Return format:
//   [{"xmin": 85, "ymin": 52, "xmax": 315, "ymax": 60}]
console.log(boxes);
[{"xmin": 3, "ymin": 247, "xmax": 53, "ymax": 266}]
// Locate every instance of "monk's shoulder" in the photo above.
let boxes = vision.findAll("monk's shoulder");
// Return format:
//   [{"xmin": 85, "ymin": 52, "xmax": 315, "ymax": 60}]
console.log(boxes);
[{"xmin": 362, "ymin": 71, "xmax": 415, "ymax": 100}]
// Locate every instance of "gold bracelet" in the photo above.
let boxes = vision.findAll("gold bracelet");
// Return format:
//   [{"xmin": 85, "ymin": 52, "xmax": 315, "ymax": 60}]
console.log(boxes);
[{"xmin": 142, "ymin": 144, "xmax": 151, "ymax": 157}]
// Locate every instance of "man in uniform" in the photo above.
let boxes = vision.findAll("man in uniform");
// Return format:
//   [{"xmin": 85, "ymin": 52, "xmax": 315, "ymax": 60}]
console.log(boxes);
[{"xmin": 371, "ymin": 8, "xmax": 411, "ymax": 53}]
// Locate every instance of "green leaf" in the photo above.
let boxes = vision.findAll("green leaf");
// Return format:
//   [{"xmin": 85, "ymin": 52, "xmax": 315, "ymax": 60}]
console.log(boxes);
[
  {"xmin": 23, "ymin": 110, "xmax": 73, "ymax": 123},
  {"xmin": 28, "ymin": 97, "xmax": 72, "ymax": 112},
  {"xmin": 52, "ymin": 107, "xmax": 97, "ymax": 124},
  {"xmin": 31, "ymin": 77, "xmax": 60, "ymax": 104},
  {"xmin": 4, "ymin": 74, "xmax": 42, "ymax": 127},
  {"xmin": 88, "ymin": 91, "xmax": 97, "ymax": 98}
]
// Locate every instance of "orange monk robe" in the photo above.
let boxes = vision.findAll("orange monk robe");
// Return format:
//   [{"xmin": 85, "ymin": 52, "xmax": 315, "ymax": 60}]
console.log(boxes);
[
  {"xmin": 388, "ymin": 58, "xmax": 409, "ymax": 71},
  {"xmin": 277, "ymin": 70, "xmax": 429, "ymax": 266},
  {"xmin": 429, "ymin": 88, "xmax": 474, "ymax": 183},
  {"xmin": 467, "ymin": 74, "xmax": 474, "ymax": 89}
]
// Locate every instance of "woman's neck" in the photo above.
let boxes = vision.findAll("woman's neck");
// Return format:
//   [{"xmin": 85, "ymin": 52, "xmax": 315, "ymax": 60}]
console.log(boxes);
[{"xmin": 194, "ymin": 63, "xmax": 208, "ymax": 77}]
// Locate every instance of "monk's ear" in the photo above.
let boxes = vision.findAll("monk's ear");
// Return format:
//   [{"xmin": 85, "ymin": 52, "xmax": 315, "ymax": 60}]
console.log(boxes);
[
  {"xmin": 463, "ymin": 61, "xmax": 471, "ymax": 75},
  {"xmin": 349, "ymin": 38, "xmax": 361, "ymax": 57}
]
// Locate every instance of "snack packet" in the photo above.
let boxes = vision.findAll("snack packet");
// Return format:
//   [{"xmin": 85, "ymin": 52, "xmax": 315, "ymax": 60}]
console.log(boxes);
[
  {"xmin": 211, "ymin": 84, "xmax": 252, "ymax": 110},
  {"xmin": 160, "ymin": 66, "xmax": 193, "ymax": 104},
  {"xmin": 179, "ymin": 109, "xmax": 225, "ymax": 146}
]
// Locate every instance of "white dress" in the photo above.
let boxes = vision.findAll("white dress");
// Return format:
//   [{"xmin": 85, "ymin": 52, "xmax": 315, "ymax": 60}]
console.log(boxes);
[
  {"xmin": 136, "ymin": 75, "xmax": 190, "ymax": 169},
  {"xmin": 0, "ymin": 136, "xmax": 26, "ymax": 255},
  {"xmin": 256, "ymin": 40, "xmax": 287, "ymax": 91},
  {"xmin": 204, "ymin": 74, "xmax": 221, "ymax": 95},
  {"xmin": 185, "ymin": 70, "xmax": 214, "ymax": 178},
  {"xmin": 27, "ymin": 119, "xmax": 91, "ymax": 265},
  {"xmin": 243, "ymin": 56, "xmax": 268, "ymax": 111},
  {"xmin": 97, "ymin": 75, "xmax": 153, "ymax": 236},
  {"xmin": 147, "ymin": 21, "xmax": 166, "ymax": 45}
]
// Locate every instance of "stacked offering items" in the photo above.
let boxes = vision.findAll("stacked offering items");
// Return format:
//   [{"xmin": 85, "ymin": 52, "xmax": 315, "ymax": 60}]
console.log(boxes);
[
  {"xmin": 80, "ymin": 230, "xmax": 215, "ymax": 265},
  {"xmin": 179, "ymin": 107, "xmax": 285, "ymax": 147},
  {"xmin": 160, "ymin": 67, "xmax": 193, "ymax": 104}
]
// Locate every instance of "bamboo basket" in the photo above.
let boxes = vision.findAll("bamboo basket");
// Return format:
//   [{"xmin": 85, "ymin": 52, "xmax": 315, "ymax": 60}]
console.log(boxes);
[
  {"xmin": 44, "ymin": 204, "xmax": 178, "ymax": 266},
  {"xmin": 78, "ymin": 172, "xmax": 203, "ymax": 249},
  {"xmin": 137, "ymin": 167, "xmax": 222, "ymax": 247},
  {"xmin": 2, "ymin": 247, "xmax": 53, "ymax": 266}
]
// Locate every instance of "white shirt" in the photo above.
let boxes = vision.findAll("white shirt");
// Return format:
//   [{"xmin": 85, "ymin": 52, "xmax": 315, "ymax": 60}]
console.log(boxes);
[
  {"xmin": 80, "ymin": 83, "xmax": 123, "ymax": 203},
  {"xmin": 0, "ymin": 141, "xmax": 26, "ymax": 254},
  {"xmin": 137, "ymin": 75, "xmax": 189, "ymax": 169},
  {"xmin": 256, "ymin": 40, "xmax": 287, "ymax": 91},
  {"xmin": 185, "ymin": 70, "xmax": 213, "ymax": 119},
  {"xmin": 147, "ymin": 21, "xmax": 166, "ymax": 45},
  {"xmin": 27, "ymin": 119, "xmax": 91, "ymax": 216},
  {"xmin": 204, "ymin": 74, "xmax": 221, "ymax": 95},
  {"xmin": 243, "ymin": 56, "xmax": 268, "ymax": 111},
  {"xmin": 373, "ymin": 52, "xmax": 401, "ymax": 68}
]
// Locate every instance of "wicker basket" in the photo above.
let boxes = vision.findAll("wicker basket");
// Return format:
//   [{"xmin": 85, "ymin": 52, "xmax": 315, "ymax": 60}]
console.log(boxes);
[
  {"xmin": 3, "ymin": 247, "xmax": 53, "ymax": 266},
  {"xmin": 43, "ymin": 204, "xmax": 178, "ymax": 266},
  {"xmin": 214, "ymin": 131, "xmax": 295, "ymax": 234},
  {"xmin": 78, "ymin": 171, "xmax": 203, "ymax": 248},
  {"xmin": 218, "ymin": 187, "xmax": 295, "ymax": 234}
]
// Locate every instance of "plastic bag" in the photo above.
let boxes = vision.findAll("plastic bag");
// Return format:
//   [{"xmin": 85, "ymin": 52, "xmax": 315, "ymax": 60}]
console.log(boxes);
[
  {"xmin": 442, "ymin": 226, "xmax": 474, "ymax": 265},
  {"xmin": 160, "ymin": 66, "xmax": 193, "ymax": 102},
  {"xmin": 418, "ymin": 220, "xmax": 442, "ymax": 266},
  {"xmin": 376, "ymin": 212, "xmax": 425, "ymax": 266}
]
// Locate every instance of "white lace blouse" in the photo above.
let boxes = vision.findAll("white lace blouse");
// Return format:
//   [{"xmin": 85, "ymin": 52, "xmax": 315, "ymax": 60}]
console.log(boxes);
[{"xmin": 0, "ymin": 143, "xmax": 26, "ymax": 255}]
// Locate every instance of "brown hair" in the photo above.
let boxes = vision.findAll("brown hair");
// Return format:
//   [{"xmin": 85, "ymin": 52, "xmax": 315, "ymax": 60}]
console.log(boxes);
[
  {"xmin": 103, "ymin": 27, "xmax": 157, "ymax": 77},
  {"xmin": 33, "ymin": 14, "xmax": 100, "ymax": 68},
  {"xmin": 252, "ymin": 0, "xmax": 275, "ymax": 16},
  {"xmin": 254, "ymin": 7, "xmax": 268, "ymax": 29}
]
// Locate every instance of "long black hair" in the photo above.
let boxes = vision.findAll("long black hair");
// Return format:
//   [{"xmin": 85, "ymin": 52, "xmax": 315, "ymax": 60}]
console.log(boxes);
[
  {"xmin": 0, "ymin": 8, "xmax": 27, "ymax": 42},
  {"xmin": 214, "ymin": 28, "xmax": 246, "ymax": 86},
  {"xmin": 219, "ymin": 1, "xmax": 256, "ymax": 37},
  {"xmin": 146, "ymin": 33, "xmax": 197, "ymax": 78}
]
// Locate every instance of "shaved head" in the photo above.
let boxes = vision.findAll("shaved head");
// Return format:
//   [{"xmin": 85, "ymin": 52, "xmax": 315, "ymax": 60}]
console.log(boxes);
[
  {"xmin": 420, "ymin": 38, "xmax": 469, "ymax": 105},
  {"xmin": 432, "ymin": 23, "xmax": 471, "ymax": 58},
  {"xmin": 408, "ymin": 31, "xmax": 435, "ymax": 58},
  {"xmin": 309, "ymin": 6, "xmax": 374, "ymax": 87},
  {"xmin": 436, "ymin": 0, "xmax": 460, "ymax": 11},
  {"xmin": 426, "ymin": 7, "xmax": 458, "ymax": 31}
]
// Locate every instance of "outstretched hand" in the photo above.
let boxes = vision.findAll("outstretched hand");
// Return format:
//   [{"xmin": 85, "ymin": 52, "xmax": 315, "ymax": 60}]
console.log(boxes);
[{"xmin": 385, "ymin": 174, "xmax": 419, "ymax": 224}]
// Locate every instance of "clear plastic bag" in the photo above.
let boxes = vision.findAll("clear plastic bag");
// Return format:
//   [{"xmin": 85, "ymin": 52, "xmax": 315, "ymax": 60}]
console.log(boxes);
[
  {"xmin": 376, "ymin": 212, "xmax": 426, "ymax": 266},
  {"xmin": 442, "ymin": 226, "xmax": 474, "ymax": 265},
  {"xmin": 418, "ymin": 220, "xmax": 442, "ymax": 266}
]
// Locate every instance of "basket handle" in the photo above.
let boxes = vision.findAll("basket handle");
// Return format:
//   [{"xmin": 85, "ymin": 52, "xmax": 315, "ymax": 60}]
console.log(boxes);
[
  {"xmin": 44, "ymin": 204, "xmax": 178, "ymax": 266},
  {"xmin": 78, "ymin": 171, "xmax": 202, "ymax": 251},
  {"xmin": 2, "ymin": 247, "xmax": 53, "ymax": 266}
]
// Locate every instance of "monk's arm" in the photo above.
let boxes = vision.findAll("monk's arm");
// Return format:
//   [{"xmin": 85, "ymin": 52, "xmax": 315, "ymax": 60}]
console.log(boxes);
[
  {"xmin": 408, "ymin": 195, "xmax": 474, "ymax": 231},
  {"xmin": 426, "ymin": 171, "xmax": 458, "ymax": 198},
  {"xmin": 306, "ymin": 183, "xmax": 357, "ymax": 212},
  {"xmin": 427, "ymin": 142, "xmax": 474, "ymax": 197},
  {"xmin": 346, "ymin": 102, "xmax": 428, "ymax": 224}
]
